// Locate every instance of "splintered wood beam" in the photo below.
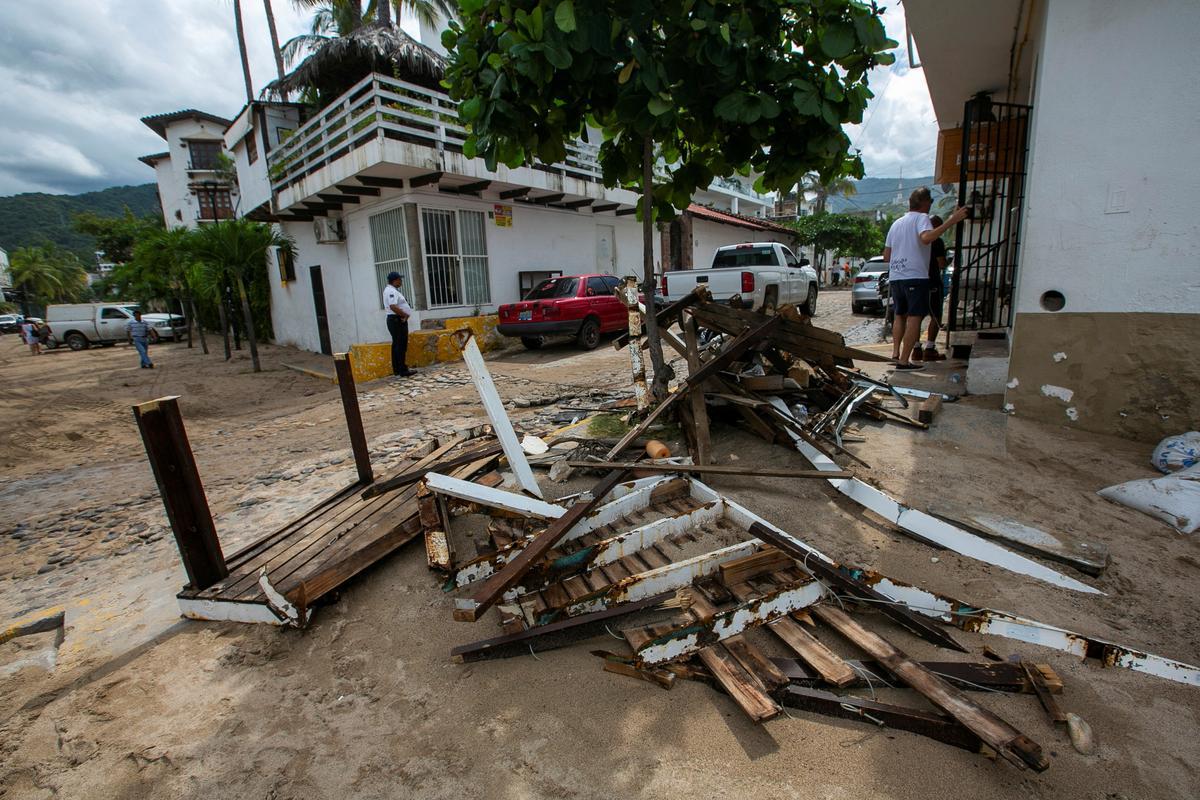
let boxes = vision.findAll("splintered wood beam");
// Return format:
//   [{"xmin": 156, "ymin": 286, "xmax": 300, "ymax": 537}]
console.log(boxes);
[
  {"xmin": 499, "ymin": 187, "xmax": 531, "ymax": 199},
  {"xmin": 333, "ymin": 353, "xmax": 372, "ymax": 485},
  {"xmin": 454, "ymin": 469, "xmax": 629, "ymax": 622},
  {"xmin": 603, "ymin": 315, "xmax": 780, "ymax": 460},
  {"xmin": 133, "ymin": 396, "xmax": 227, "ymax": 590},
  {"xmin": 409, "ymin": 171, "xmax": 443, "ymax": 187},
  {"xmin": 746, "ymin": 522, "xmax": 967, "ymax": 653},
  {"xmin": 779, "ymin": 686, "xmax": 984, "ymax": 752},
  {"xmin": 815, "ymin": 605, "xmax": 1049, "ymax": 772},
  {"xmin": 1022, "ymin": 660, "xmax": 1068, "ymax": 725},
  {"xmin": 682, "ymin": 313, "xmax": 711, "ymax": 465},
  {"xmin": 773, "ymin": 657, "xmax": 1064, "ymax": 694},
  {"xmin": 337, "ymin": 183, "xmax": 382, "ymax": 195},
  {"xmin": 356, "ymin": 175, "xmax": 407, "ymax": 188}
]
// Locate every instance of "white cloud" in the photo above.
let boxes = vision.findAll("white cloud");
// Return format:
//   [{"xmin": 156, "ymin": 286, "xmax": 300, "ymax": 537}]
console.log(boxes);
[{"xmin": 845, "ymin": 3, "xmax": 940, "ymax": 178}]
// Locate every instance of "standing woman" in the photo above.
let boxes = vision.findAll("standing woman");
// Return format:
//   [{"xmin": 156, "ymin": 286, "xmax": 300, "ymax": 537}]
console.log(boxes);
[{"xmin": 20, "ymin": 318, "xmax": 40, "ymax": 356}]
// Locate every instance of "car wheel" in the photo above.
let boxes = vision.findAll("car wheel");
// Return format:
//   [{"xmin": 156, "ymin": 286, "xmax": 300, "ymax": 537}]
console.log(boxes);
[
  {"xmin": 66, "ymin": 333, "xmax": 89, "ymax": 351},
  {"xmin": 520, "ymin": 336, "xmax": 544, "ymax": 350},
  {"xmin": 851, "ymin": 301, "xmax": 862, "ymax": 314},
  {"xmin": 760, "ymin": 287, "xmax": 778, "ymax": 315},
  {"xmin": 576, "ymin": 317, "xmax": 601, "ymax": 350},
  {"xmin": 801, "ymin": 284, "xmax": 818, "ymax": 316}
]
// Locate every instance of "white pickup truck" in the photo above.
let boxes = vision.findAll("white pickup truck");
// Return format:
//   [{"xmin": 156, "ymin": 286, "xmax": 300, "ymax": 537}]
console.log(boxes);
[
  {"xmin": 660, "ymin": 242, "xmax": 818, "ymax": 314},
  {"xmin": 46, "ymin": 303, "xmax": 186, "ymax": 351}
]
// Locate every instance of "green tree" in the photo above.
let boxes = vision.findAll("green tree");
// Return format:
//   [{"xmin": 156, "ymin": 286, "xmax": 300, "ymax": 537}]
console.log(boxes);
[
  {"xmin": 190, "ymin": 219, "xmax": 293, "ymax": 372},
  {"xmin": 9, "ymin": 245, "xmax": 90, "ymax": 313},
  {"xmin": 788, "ymin": 212, "xmax": 881, "ymax": 264},
  {"xmin": 800, "ymin": 173, "xmax": 858, "ymax": 217},
  {"xmin": 442, "ymin": 0, "xmax": 894, "ymax": 397},
  {"xmin": 73, "ymin": 209, "xmax": 163, "ymax": 266}
]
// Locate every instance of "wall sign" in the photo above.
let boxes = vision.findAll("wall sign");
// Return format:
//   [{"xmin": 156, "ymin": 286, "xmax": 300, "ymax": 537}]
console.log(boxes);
[{"xmin": 493, "ymin": 204, "xmax": 513, "ymax": 227}]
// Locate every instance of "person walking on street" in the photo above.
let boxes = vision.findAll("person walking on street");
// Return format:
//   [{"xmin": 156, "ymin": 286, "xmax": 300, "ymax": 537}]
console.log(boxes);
[
  {"xmin": 917, "ymin": 215, "xmax": 949, "ymax": 362},
  {"xmin": 883, "ymin": 188, "xmax": 966, "ymax": 369},
  {"xmin": 127, "ymin": 309, "xmax": 154, "ymax": 369},
  {"xmin": 20, "ymin": 319, "xmax": 40, "ymax": 356},
  {"xmin": 383, "ymin": 271, "xmax": 416, "ymax": 377}
]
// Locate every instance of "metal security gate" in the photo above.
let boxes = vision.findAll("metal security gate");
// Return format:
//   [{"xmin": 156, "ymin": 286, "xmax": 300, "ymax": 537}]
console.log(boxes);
[
  {"xmin": 420, "ymin": 208, "xmax": 491, "ymax": 308},
  {"xmin": 948, "ymin": 96, "xmax": 1032, "ymax": 332}
]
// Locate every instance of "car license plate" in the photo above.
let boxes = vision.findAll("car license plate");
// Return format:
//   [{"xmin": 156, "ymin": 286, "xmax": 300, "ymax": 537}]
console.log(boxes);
[{"xmin": 519, "ymin": 310, "xmax": 532, "ymax": 321}]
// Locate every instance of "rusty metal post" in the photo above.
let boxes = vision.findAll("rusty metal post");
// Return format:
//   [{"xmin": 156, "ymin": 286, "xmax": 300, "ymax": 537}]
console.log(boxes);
[
  {"xmin": 133, "ymin": 396, "xmax": 227, "ymax": 590},
  {"xmin": 617, "ymin": 276, "xmax": 649, "ymax": 411},
  {"xmin": 334, "ymin": 352, "xmax": 373, "ymax": 485}
]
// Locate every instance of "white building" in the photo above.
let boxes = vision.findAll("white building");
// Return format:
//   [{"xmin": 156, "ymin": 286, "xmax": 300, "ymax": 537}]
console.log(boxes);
[
  {"xmin": 139, "ymin": 109, "xmax": 238, "ymax": 228},
  {"xmin": 225, "ymin": 70, "xmax": 789, "ymax": 356},
  {"xmin": 0, "ymin": 246, "xmax": 11, "ymax": 298},
  {"xmin": 906, "ymin": 0, "xmax": 1200, "ymax": 442}
]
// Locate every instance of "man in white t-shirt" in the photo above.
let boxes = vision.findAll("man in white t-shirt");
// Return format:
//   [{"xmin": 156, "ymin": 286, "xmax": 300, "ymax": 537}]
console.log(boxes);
[
  {"xmin": 383, "ymin": 271, "xmax": 416, "ymax": 377},
  {"xmin": 883, "ymin": 187, "xmax": 967, "ymax": 369}
]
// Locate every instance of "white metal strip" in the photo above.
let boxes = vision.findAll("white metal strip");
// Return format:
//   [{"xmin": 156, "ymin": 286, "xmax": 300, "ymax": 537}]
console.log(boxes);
[
  {"xmin": 425, "ymin": 472, "xmax": 564, "ymax": 519},
  {"xmin": 765, "ymin": 397, "xmax": 1102, "ymax": 595},
  {"xmin": 459, "ymin": 333, "xmax": 543, "ymax": 497},
  {"xmin": 177, "ymin": 598, "xmax": 291, "ymax": 625}
]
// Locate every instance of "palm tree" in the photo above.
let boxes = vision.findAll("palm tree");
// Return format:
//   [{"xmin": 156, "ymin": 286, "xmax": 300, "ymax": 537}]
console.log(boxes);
[
  {"xmin": 233, "ymin": 0, "xmax": 255, "ymax": 103},
  {"xmin": 263, "ymin": 0, "xmax": 287, "ymax": 86},
  {"xmin": 9, "ymin": 246, "xmax": 88, "ymax": 314},
  {"xmin": 800, "ymin": 173, "xmax": 858, "ymax": 216},
  {"xmin": 128, "ymin": 228, "xmax": 210, "ymax": 355},
  {"xmin": 191, "ymin": 219, "xmax": 294, "ymax": 373}
]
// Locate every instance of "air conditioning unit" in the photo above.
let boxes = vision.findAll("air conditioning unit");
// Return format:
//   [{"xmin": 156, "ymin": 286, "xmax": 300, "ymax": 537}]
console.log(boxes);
[{"xmin": 314, "ymin": 215, "xmax": 345, "ymax": 243}]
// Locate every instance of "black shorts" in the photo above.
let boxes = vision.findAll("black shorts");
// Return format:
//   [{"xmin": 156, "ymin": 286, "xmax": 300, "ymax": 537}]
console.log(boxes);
[
  {"xmin": 891, "ymin": 279, "xmax": 931, "ymax": 317},
  {"xmin": 929, "ymin": 285, "xmax": 944, "ymax": 322}
]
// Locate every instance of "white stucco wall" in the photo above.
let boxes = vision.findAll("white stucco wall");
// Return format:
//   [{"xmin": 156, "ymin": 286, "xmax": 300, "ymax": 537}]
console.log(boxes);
[
  {"xmin": 152, "ymin": 117, "xmax": 238, "ymax": 230},
  {"xmin": 691, "ymin": 218, "xmax": 795, "ymax": 269},
  {"xmin": 1015, "ymin": 0, "xmax": 1200, "ymax": 316},
  {"xmin": 270, "ymin": 218, "xmax": 354, "ymax": 353}
]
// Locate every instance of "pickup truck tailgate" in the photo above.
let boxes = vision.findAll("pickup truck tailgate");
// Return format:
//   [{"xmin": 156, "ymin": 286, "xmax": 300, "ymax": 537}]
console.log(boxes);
[{"xmin": 663, "ymin": 268, "xmax": 752, "ymax": 303}]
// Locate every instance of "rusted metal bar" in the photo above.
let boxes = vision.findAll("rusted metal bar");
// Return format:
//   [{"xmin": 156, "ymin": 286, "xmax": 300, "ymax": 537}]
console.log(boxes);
[
  {"xmin": 133, "ymin": 396, "xmax": 227, "ymax": 591},
  {"xmin": 333, "ymin": 352, "xmax": 373, "ymax": 485},
  {"xmin": 779, "ymin": 686, "xmax": 984, "ymax": 753},
  {"xmin": 747, "ymin": 521, "xmax": 966, "ymax": 652},
  {"xmin": 454, "ymin": 470, "xmax": 630, "ymax": 622}
]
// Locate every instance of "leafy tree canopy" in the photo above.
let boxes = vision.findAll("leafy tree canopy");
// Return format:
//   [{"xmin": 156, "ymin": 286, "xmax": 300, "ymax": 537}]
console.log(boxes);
[
  {"xmin": 442, "ymin": 0, "xmax": 895, "ymax": 215},
  {"xmin": 9, "ymin": 245, "xmax": 91, "ymax": 309},
  {"xmin": 788, "ymin": 211, "xmax": 881, "ymax": 258},
  {"xmin": 73, "ymin": 209, "xmax": 163, "ymax": 265}
]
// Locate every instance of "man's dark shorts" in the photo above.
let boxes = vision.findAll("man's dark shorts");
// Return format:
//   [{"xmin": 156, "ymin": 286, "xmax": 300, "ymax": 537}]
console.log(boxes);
[
  {"xmin": 929, "ymin": 284, "xmax": 944, "ymax": 322},
  {"xmin": 891, "ymin": 278, "xmax": 931, "ymax": 317}
]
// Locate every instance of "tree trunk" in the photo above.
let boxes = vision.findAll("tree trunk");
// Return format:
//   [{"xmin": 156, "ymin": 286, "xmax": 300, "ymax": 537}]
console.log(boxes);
[
  {"xmin": 263, "ymin": 0, "xmax": 286, "ymax": 86},
  {"xmin": 641, "ymin": 136, "xmax": 670, "ymax": 401},
  {"xmin": 235, "ymin": 275, "xmax": 262, "ymax": 373},
  {"xmin": 377, "ymin": 0, "xmax": 392, "ymax": 25},
  {"xmin": 233, "ymin": 0, "xmax": 254, "ymax": 103},
  {"xmin": 189, "ymin": 296, "xmax": 209, "ymax": 355},
  {"xmin": 177, "ymin": 294, "xmax": 191, "ymax": 348},
  {"xmin": 218, "ymin": 295, "xmax": 232, "ymax": 360},
  {"xmin": 229, "ymin": 289, "xmax": 243, "ymax": 351}
]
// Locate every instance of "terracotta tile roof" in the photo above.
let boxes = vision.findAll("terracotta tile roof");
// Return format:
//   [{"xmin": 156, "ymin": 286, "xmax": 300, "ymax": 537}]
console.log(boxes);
[{"xmin": 686, "ymin": 203, "xmax": 795, "ymax": 234}]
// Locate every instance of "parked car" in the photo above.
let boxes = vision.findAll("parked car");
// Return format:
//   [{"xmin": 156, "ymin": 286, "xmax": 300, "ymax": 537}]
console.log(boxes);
[
  {"xmin": 851, "ymin": 256, "xmax": 888, "ymax": 315},
  {"xmin": 497, "ymin": 274, "xmax": 628, "ymax": 350},
  {"xmin": 660, "ymin": 242, "xmax": 818, "ymax": 314},
  {"xmin": 45, "ymin": 303, "xmax": 186, "ymax": 351},
  {"xmin": 0, "ymin": 314, "xmax": 23, "ymax": 334}
]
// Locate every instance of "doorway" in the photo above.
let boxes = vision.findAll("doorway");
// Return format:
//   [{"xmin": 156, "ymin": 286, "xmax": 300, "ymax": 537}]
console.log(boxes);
[{"xmin": 310, "ymin": 265, "xmax": 332, "ymax": 355}]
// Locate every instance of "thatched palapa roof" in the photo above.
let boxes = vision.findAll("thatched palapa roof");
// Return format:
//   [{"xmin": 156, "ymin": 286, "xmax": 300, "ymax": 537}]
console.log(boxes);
[{"xmin": 263, "ymin": 23, "xmax": 447, "ymax": 106}]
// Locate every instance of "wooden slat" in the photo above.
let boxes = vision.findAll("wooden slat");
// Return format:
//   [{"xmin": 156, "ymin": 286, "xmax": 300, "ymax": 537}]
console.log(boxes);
[
  {"xmin": 455, "ymin": 470, "xmax": 629, "ymax": 621},
  {"xmin": 917, "ymin": 394, "xmax": 943, "ymax": 424},
  {"xmin": 682, "ymin": 312, "xmax": 711, "ymax": 465},
  {"xmin": 718, "ymin": 548, "xmax": 794, "ymax": 587},
  {"xmin": 696, "ymin": 644, "xmax": 781, "ymax": 722},
  {"xmin": 815, "ymin": 605, "xmax": 1048, "ymax": 772}
]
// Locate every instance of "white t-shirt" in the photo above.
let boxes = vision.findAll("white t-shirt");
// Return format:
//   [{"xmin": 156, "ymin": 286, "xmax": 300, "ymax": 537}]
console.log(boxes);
[
  {"xmin": 383, "ymin": 284, "xmax": 413, "ymax": 317},
  {"xmin": 885, "ymin": 211, "xmax": 934, "ymax": 282}
]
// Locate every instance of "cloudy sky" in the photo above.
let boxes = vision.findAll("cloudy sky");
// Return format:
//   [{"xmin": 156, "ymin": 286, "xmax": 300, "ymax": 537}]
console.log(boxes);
[{"xmin": 0, "ymin": 1, "xmax": 938, "ymax": 197}]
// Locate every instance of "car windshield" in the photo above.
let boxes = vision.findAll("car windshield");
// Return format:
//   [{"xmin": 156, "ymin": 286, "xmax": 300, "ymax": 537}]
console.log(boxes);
[
  {"xmin": 712, "ymin": 246, "xmax": 777, "ymax": 268},
  {"xmin": 525, "ymin": 277, "xmax": 578, "ymax": 299}
]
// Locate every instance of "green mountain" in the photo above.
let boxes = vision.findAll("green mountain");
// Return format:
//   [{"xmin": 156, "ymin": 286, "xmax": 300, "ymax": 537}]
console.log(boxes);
[
  {"xmin": 828, "ymin": 176, "xmax": 955, "ymax": 215},
  {"xmin": 0, "ymin": 184, "xmax": 160, "ymax": 264}
]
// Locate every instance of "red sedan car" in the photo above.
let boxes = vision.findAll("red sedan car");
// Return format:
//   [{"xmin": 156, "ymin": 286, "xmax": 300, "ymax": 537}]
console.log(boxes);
[{"xmin": 497, "ymin": 273, "xmax": 629, "ymax": 350}]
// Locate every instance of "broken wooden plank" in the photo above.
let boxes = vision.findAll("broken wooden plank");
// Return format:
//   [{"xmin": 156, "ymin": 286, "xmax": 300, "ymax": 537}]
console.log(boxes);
[
  {"xmin": 454, "ymin": 470, "xmax": 629, "ymax": 621},
  {"xmin": 633, "ymin": 579, "xmax": 824, "ymax": 665},
  {"xmin": 613, "ymin": 287, "xmax": 700, "ymax": 350},
  {"xmin": 449, "ymin": 590, "xmax": 673, "ymax": 662},
  {"xmin": 1022, "ymin": 660, "xmax": 1067, "ymax": 724},
  {"xmin": 771, "ymin": 657, "xmax": 1063, "ymax": 694},
  {"xmin": 566, "ymin": 461, "xmax": 849, "ymax": 480},
  {"xmin": 814, "ymin": 605, "xmax": 1049, "ymax": 771},
  {"xmin": 423, "ymin": 472, "xmax": 566, "ymax": 519},
  {"xmin": 603, "ymin": 315, "xmax": 781, "ymax": 460},
  {"xmin": 682, "ymin": 312, "xmax": 712, "ymax": 466},
  {"xmin": 696, "ymin": 640, "xmax": 781, "ymax": 722},
  {"xmin": 602, "ymin": 658, "xmax": 677, "ymax": 690},
  {"xmin": 360, "ymin": 441, "xmax": 505, "ymax": 499},
  {"xmin": 746, "ymin": 520, "xmax": 967, "ymax": 652},
  {"xmin": 333, "ymin": 353, "xmax": 374, "ymax": 485},
  {"xmin": 456, "ymin": 330, "xmax": 542, "ymax": 498},
  {"xmin": 718, "ymin": 548, "xmax": 795, "ymax": 587},
  {"xmin": 779, "ymin": 686, "xmax": 984, "ymax": 753},
  {"xmin": 917, "ymin": 394, "xmax": 943, "ymax": 424},
  {"xmin": 928, "ymin": 509, "xmax": 1109, "ymax": 577}
]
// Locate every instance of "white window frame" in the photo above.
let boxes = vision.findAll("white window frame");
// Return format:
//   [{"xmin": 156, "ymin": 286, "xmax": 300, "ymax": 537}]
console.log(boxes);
[
  {"xmin": 418, "ymin": 206, "xmax": 492, "ymax": 309},
  {"xmin": 368, "ymin": 206, "xmax": 413, "ymax": 308}
]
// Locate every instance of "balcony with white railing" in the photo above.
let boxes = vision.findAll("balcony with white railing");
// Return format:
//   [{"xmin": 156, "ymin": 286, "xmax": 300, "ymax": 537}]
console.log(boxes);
[{"xmin": 267, "ymin": 73, "xmax": 604, "ymax": 199}]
